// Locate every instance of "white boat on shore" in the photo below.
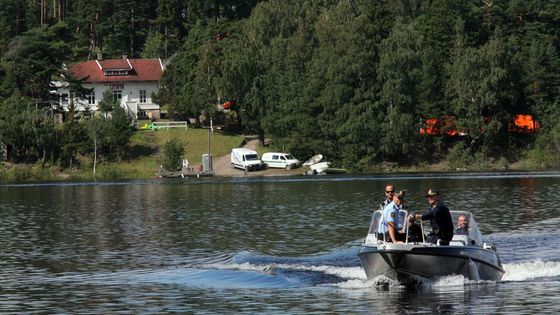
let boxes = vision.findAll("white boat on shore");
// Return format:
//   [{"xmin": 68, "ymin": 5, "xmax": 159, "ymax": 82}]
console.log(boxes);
[
  {"xmin": 303, "ymin": 154, "xmax": 347, "ymax": 175},
  {"xmin": 303, "ymin": 154, "xmax": 323, "ymax": 166}
]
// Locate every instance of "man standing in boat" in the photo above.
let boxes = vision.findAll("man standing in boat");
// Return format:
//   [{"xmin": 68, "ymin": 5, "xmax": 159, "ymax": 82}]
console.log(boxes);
[
  {"xmin": 380, "ymin": 184, "xmax": 395, "ymax": 209},
  {"xmin": 414, "ymin": 189, "xmax": 454, "ymax": 245},
  {"xmin": 378, "ymin": 191, "xmax": 406, "ymax": 243}
]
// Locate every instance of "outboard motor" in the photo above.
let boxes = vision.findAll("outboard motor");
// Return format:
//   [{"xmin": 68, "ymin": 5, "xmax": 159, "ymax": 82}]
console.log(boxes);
[{"xmin": 467, "ymin": 259, "xmax": 480, "ymax": 281}]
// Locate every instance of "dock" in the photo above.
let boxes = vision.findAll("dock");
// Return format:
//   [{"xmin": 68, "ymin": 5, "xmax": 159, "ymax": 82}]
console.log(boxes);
[{"xmin": 158, "ymin": 165, "xmax": 214, "ymax": 178}]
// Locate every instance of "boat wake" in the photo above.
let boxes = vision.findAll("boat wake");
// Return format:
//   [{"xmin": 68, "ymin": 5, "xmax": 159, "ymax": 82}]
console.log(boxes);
[
  {"xmin": 502, "ymin": 259, "xmax": 560, "ymax": 281},
  {"xmin": 49, "ymin": 247, "xmax": 560, "ymax": 290}
]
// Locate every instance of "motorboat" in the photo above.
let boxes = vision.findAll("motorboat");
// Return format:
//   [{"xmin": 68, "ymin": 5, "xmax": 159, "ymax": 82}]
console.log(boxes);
[
  {"xmin": 358, "ymin": 210, "xmax": 504, "ymax": 283},
  {"xmin": 303, "ymin": 154, "xmax": 323, "ymax": 166},
  {"xmin": 302, "ymin": 154, "xmax": 348, "ymax": 175}
]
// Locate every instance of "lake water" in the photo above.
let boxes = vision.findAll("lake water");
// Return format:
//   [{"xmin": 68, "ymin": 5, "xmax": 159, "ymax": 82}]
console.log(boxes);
[{"xmin": 1, "ymin": 173, "xmax": 560, "ymax": 314}]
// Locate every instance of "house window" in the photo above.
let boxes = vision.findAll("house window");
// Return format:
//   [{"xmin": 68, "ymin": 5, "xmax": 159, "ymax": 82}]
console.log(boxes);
[
  {"xmin": 104, "ymin": 70, "xmax": 129, "ymax": 76},
  {"xmin": 138, "ymin": 110, "xmax": 148, "ymax": 119},
  {"xmin": 110, "ymin": 83, "xmax": 124, "ymax": 90},
  {"xmin": 113, "ymin": 90, "xmax": 122, "ymax": 102},
  {"xmin": 87, "ymin": 91, "xmax": 95, "ymax": 104},
  {"xmin": 139, "ymin": 90, "xmax": 147, "ymax": 103}
]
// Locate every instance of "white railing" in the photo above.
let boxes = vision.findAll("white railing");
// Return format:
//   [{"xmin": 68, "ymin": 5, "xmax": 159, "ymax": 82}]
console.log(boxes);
[{"xmin": 141, "ymin": 121, "xmax": 188, "ymax": 130}]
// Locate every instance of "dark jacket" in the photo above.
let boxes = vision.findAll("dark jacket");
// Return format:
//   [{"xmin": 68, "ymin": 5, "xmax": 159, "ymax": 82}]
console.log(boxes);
[{"xmin": 421, "ymin": 201, "xmax": 454, "ymax": 241}]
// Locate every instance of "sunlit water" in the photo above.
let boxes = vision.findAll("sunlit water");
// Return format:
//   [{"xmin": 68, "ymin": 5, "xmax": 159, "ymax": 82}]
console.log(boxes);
[{"xmin": 1, "ymin": 172, "xmax": 560, "ymax": 313}]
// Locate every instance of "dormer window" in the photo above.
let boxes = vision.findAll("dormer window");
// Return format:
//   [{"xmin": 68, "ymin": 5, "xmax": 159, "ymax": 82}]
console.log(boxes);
[{"xmin": 104, "ymin": 69, "xmax": 129, "ymax": 76}]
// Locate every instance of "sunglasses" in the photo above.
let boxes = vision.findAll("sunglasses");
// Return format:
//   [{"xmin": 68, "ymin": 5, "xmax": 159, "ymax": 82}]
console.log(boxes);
[{"xmin": 385, "ymin": 191, "xmax": 394, "ymax": 194}]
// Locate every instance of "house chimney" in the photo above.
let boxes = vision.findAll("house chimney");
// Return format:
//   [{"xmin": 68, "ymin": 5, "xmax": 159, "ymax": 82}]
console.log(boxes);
[
  {"xmin": 97, "ymin": 52, "xmax": 103, "ymax": 60},
  {"xmin": 122, "ymin": 53, "xmax": 128, "ymax": 60}
]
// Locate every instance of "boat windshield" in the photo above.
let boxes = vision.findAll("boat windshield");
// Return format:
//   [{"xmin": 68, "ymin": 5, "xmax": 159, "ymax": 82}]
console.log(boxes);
[
  {"xmin": 366, "ymin": 210, "xmax": 408, "ymax": 244},
  {"xmin": 365, "ymin": 210, "xmax": 483, "ymax": 245},
  {"xmin": 450, "ymin": 211, "xmax": 482, "ymax": 245}
]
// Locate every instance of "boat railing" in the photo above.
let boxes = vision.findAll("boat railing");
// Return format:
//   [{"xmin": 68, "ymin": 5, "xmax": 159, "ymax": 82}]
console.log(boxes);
[
  {"xmin": 366, "ymin": 209, "xmax": 486, "ymax": 247},
  {"xmin": 365, "ymin": 209, "xmax": 433, "ymax": 245},
  {"xmin": 419, "ymin": 219, "xmax": 426, "ymax": 244},
  {"xmin": 365, "ymin": 209, "xmax": 411, "ymax": 245}
]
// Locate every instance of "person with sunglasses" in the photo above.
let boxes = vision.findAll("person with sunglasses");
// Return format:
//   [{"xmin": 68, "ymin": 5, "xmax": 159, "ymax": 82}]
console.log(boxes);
[
  {"xmin": 378, "ymin": 191, "xmax": 406, "ymax": 243},
  {"xmin": 381, "ymin": 184, "xmax": 395, "ymax": 209}
]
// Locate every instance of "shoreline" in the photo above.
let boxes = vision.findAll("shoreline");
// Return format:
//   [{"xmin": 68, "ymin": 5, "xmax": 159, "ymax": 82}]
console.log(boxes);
[
  {"xmin": 1, "ymin": 138, "xmax": 557, "ymax": 182},
  {"xmin": 1, "ymin": 160, "xmax": 558, "ymax": 183}
]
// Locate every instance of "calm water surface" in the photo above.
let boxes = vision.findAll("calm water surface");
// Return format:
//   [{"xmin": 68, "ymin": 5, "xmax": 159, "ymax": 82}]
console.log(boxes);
[{"xmin": 1, "ymin": 173, "xmax": 560, "ymax": 314}]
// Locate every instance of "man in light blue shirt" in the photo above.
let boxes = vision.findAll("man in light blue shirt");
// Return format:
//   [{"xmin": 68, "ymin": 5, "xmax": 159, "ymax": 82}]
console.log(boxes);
[
  {"xmin": 380, "ymin": 184, "xmax": 395, "ymax": 209},
  {"xmin": 378, "ymin": 191, "xmax": 405, "ymax": 243}
]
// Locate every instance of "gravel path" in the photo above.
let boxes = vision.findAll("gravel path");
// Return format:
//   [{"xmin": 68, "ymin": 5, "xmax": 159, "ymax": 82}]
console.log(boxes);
[{"xmin": 212, "ymin": 139, "xmax": 302, "ymax": 177}]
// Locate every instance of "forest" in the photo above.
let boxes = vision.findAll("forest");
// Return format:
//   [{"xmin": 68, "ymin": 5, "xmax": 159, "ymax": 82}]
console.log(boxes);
[{"xmin": 0, "ymin": 0, "xmax": 559, "ymax": 173}]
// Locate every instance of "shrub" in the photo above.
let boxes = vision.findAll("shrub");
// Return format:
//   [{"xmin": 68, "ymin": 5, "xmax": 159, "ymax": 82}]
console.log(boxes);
[
  {"xmin": 446, "ymin": 142, "xmax": 475, "ymax": 170},
  {"xmin": 162, "ymin": 139, "xmax": 185, "ymax": 171}
]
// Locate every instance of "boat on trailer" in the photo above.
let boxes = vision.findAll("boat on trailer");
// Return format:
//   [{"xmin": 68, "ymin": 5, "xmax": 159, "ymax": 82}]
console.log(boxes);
[{"xmin": 358, "ymin": 210, "xmax": 504, "ymax": 283}]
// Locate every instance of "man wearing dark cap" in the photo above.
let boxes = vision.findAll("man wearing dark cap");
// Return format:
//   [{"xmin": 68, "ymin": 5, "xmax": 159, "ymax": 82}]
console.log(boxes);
[
  {"xmin": 414, "ymin": 189, "xmax": 454, "ymax": 245},
  {"xmin": 378, "ymin": 191, "xmax": 406, "ymax": 243}
]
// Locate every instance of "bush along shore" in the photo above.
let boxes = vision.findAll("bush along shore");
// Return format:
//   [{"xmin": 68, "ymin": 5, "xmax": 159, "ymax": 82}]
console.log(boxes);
[
  {"xmin": 0, "ymin": 128, "xmax": 245, "ymax": 182},
  {"xmin": 1, "ymin": 128, "xmax": 558, "ymax": 182}
]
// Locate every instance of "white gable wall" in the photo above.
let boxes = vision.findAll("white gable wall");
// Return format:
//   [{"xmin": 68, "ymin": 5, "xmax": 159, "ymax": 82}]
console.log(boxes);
[{"xmin": 58, "ymin": 81, "xmax": 160, "ymax": 118}]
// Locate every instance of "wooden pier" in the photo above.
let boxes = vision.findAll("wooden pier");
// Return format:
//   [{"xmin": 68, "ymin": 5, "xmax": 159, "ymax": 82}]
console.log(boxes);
[{"xmin": 158, "ymin": 165, "xmax": 214, "ymax": 178}]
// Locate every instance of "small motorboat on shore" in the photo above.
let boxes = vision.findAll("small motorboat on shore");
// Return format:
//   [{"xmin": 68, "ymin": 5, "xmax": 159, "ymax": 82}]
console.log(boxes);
[
  {"xmin": 302, "ymin": 154, "xmax": 348, "ymax": 175},
  {"xmin": 358, "ymin": 210, "xmax": 504, "ymax": 283}
]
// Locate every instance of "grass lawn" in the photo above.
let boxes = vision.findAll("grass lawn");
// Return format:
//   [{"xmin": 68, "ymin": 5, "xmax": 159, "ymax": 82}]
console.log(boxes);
[{"xmin": 94, "ymin": 128, "xmax": 245, "ymax": 179}]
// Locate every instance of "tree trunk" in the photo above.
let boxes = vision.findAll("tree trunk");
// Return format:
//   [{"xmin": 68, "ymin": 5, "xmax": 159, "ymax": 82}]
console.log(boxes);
[
  {"xmin": 93, "ymin": 135, "xmax": 97, "ymax": 177},
  {"xmin": 41, "ymin": 148, "xmax": 46, "ymax": 167},
  {"xmin": 88, "ymin": 13, "xmax": 99, "ymax": 60},
  {"xmin": 40, "ymin": 0, "xmax": 45, "ymax": 27},
  {"xmin": 258, "ymin": 128, "xmax": 265, "ymax": 146},
  {"xmin": 214, "ymin": 0, "xmax": 219, "ymax": 21}
]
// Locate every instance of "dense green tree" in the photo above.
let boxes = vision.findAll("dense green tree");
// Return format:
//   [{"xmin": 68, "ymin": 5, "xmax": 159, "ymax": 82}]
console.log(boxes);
[
  {"xmin": 523, "ymin": 38, "xmax": 560, "ymax": 130},
  {"xmin": 1, "ymin": 0, "xmax": 560, "ymax": 172},
  {"xmin": 60, "ymin": 119, "xmax": 87, "ymax": 168},
  {"xmin": 102, "ymin": 0, "xmax": 156, "ymax": 57},
  {"xmin": 151, "ymin": 0, "xmax": 187, "ymax": 58},
  {"xmin": 0, "ymin": 0, "xmax": 26, "ymax": 56},
  {"xmin": 2, "ymin": 22, "xmax": 71, "ymax": 106},
  {"xmin": 446, "ymin": 28, "xmax": 517, "ymax": 153},
  {"xmin": 67, "ymin": 0, "xmax": 113, "ymax": 59},
  {"xmin": 34, "ymin": 111, "xmax": 61, "ymax": 166},
  {"xmin": 0, "ymin": 93, "xmax": 38, "ymax": 162},
  {"xmin": 141, "ymin": 31, "xmax": 166, "ymax": 58},
  {"xmin": 98, "ymin": 89, "xmax": 118, "ymax": 114},
  {"xmin": 86, "ymin": 115, "xmax": 108, "ymax": 176},
  {"xmin": 106, "ymin": 105, "xmax": 135, "ymax": 161},
  {"xmin": 376, "ymin": 19, "xmax": 423, "ymax": 161},
  {"xmin": 162, "ymin": 138, "xmax": 184, "ymax": 171}
]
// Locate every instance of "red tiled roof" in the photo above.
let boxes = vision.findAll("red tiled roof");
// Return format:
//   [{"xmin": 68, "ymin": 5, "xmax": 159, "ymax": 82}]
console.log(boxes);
[
  {"xmin": 69, "ymin": 58, "xmax": 163, "ymax": 83},
  {"xmin": 99, "ymin": 59, "xmax": 132, "ymax": 70}
]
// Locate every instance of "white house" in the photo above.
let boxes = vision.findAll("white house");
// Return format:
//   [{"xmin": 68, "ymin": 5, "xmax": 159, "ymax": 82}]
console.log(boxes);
[{"xmin": 57, "ymin": 55, "xmax": 164, "ymax": 119}]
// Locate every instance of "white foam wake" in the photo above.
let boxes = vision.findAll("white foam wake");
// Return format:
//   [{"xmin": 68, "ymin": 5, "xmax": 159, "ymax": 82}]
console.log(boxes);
[
  {"xmin": 502, "ymin": 260, "xmax": 560, "ymax": 281},
  {"xmin": 202, "ymin": 259, "xmax": 560, "ymax": 288},
  {"xmin": 203, "ymin": 262, "xmax": 367, "ymax": 280}
]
